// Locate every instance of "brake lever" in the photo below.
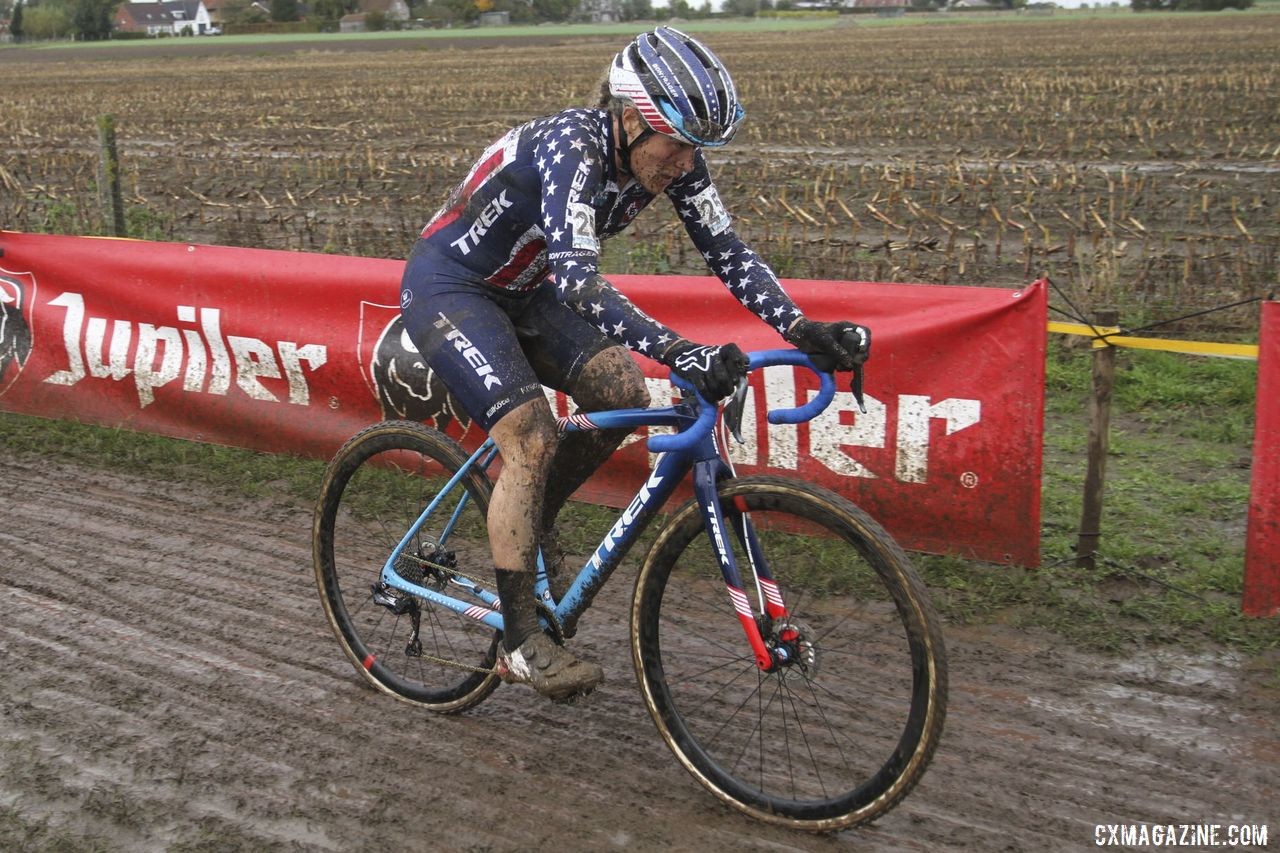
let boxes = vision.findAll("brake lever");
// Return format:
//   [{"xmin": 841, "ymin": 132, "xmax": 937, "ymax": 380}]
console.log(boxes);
[
  {"xmin": 724, "ymin": 375, "xmax": 750, "ymax": 444},
  {"xmin": 851, "ymin": 363, "xmax": 867, "ymax": 414}
]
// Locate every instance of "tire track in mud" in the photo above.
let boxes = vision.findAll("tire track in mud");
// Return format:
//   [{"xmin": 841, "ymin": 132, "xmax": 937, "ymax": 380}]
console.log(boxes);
[{"xmin": 2, "ymin": 451, "xmax": 1277, "ymax": 851}]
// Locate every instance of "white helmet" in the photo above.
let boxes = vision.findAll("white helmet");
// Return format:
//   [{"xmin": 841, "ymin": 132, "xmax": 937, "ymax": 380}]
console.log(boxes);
[{"xmin": 608, "ymin": 27, "xmax": 745, "ymax": 148}]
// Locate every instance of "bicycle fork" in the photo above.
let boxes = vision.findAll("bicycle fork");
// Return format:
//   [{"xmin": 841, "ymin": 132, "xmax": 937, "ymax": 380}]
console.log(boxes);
[{"xmin": 692, "ymin": 461, "xmax": 795, "ymax": 673}]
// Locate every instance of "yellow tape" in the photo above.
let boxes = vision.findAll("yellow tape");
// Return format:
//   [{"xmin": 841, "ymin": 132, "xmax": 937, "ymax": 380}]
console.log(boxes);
[
  {"xmin": 1047, "ymin": 321, "xmax": 1259, "ymax": 361},
  {"xmin": 1048, "ymin": 321, "xmax": 1121, "ymax": 338}
]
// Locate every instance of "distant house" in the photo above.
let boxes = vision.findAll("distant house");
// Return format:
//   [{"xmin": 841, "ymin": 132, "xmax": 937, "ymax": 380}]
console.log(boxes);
[
  {"xmin": 339, "ymin": 0, "xmax": 409, "ymax": 29},
  {"xmin": 578, "ymin": 0, "xmax": 622, "ymax": 22},
  {"xmin": 115, "ymin": 0, "xmax": 217, "ymax": 34}
]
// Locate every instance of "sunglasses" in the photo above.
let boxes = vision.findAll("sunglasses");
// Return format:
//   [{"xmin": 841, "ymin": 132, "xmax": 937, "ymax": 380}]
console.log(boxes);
[{"xmin": 655, "ymin": 97, "xmax": 745, "ymax": 148}]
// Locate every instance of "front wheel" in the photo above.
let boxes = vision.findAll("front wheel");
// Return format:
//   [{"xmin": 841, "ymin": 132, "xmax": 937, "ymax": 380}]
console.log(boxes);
[{"xmin": 631, "ymin": 475, "xmax": 947, "ymax": 831}]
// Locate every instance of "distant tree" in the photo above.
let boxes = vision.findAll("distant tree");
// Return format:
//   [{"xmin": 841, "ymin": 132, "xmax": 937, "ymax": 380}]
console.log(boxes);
[
  {"xmin": 620, "ymin": 0, "xmax": 653, "ymax": 17},
  {"xmin": 22, "ymin": 1, "xmax": 72, "ymax": 37},
  {"xmin": 492, "ymin": 0, "xmax": 536, "ymax": 22},
  {"xmin": 69, "ymin": 0, "xmax": 115, "ymax": 39},
  {"xmin": 722, "ymin": 0, "xmax": 758, "ymax": 14},
  {"xmin": 531, "ymin": 0, "xmax": 574, "ymax": 20},
  {"xmin": 218, "ymin": 0, "xmax": 248, "ymax": 21},
  {"xmin": 10, "ymin": 0, "xmax": 24, "ymax": 40},
  {"xmin": 668, "ymin": 0, "xmax": 691, "ymax": 15},
  {"xmin": 270, "ymin": 0, "xmax": 299, "ymax": 19},
  {"xmin": 423, "ymin": 0, "xmax": 476, "ymax": 22},
  {"xmin": 312, "ymin": 0, "xmax": 347, "ymax": 21}
]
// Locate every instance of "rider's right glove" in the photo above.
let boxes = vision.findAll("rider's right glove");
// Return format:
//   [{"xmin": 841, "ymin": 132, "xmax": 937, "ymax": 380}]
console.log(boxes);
[
  {"xmin": 661, "ymin": 341, "xmax": 750, "ymax": 402},
  {"xmin": 784, "ymin": 319, "xmax": 872, "ymax": 373}
]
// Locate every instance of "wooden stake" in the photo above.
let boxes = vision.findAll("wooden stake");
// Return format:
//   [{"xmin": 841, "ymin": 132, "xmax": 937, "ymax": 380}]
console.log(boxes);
[
  {"xmin": 1077, "ymin": 309, "xmax": 1119, "ymax": 569},
  {"xmin": 97, "ymin": 114, "xmax": 126, "ymax": 238}
]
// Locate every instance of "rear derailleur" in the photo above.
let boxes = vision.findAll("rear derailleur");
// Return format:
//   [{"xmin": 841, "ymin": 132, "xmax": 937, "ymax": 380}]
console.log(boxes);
[{"xmin": 369, "ymin": 543, "xmax": 460, "ymax": 658}]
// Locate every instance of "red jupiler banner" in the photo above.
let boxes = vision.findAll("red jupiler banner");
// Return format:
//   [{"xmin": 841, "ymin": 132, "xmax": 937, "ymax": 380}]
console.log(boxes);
[
  {"xmin": 0, "ymin": 232, "xmax": 1045, "ymax": 565},
  {"xmin": 1244, "ymin": 300, "xmax": 1279, "ymax": 617}
]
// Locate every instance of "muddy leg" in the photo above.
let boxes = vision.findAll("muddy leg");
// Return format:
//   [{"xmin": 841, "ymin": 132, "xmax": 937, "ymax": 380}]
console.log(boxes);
[
  {"xmin": 542, "ymin": 346, "xmax": 650, "ymax": 532},
  {"xmin": 486, "ymin": 396, "xmax": 557, "ymax": 650},
  {"xmin": 487, "ymin": 397, "xmax": 605, "ymax": 698}
]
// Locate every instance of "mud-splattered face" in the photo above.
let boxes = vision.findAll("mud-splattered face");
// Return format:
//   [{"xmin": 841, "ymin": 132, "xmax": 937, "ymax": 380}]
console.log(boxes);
[{"xmin": 620, "ymin": 107, "xmax": 697, "ymax": 196}]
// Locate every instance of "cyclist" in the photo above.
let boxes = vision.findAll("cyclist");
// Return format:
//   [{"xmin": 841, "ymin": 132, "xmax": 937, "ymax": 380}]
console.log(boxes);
[{"xmin": 399, "ymin": 27, "xmax": 869, "ymax": 701}]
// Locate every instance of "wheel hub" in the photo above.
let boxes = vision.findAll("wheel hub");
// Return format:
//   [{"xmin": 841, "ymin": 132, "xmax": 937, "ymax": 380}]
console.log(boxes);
[{"xmin": 767, "ymin": 619, "xmax": 819, "ymax": 674}]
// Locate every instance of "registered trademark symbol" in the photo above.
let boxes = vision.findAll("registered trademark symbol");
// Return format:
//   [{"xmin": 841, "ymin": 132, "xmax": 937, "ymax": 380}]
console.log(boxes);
[{"xmin": 960, "ymin": 472, "xmax": 979, "ymax": 488}]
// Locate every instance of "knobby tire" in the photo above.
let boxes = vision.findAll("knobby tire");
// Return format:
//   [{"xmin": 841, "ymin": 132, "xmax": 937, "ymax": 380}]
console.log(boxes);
[{"xmin": 630, "ymin": 475, "xmax": 947, "ymax": 831}]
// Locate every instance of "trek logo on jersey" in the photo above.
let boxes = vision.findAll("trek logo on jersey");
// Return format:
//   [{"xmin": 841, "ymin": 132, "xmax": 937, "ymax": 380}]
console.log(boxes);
[
  {"xmin": 569, "ymin": 157, "xmax": 595, "ymax": 202},
  {"xmin": 449, "ymin": 190, "xmax": 514, "ymax": 256},
  {"xmin": 0, "ymin": 271, "xmax": 35, "ymax": 398},
  {"xmin": 433, "ymin": 312, "xmax": 502, "ymax": 390}
]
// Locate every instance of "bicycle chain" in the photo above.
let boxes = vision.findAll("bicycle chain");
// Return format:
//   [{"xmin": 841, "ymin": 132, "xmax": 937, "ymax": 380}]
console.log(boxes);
[
  {"xmin": 390, "ymin": 548, "xmax": 502, "ymax": 676},
  {"xmin": 394, "ymin": 548, "xmax": 487, "ymax": 592},
  {"xmin": 411, "ymin": 650, "xmax": 498, "ymax": 676}
]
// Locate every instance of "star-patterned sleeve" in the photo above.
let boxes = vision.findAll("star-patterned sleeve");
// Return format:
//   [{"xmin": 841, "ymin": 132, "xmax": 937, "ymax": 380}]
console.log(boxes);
[
  {"xmin": 668, "ymin": 153, "xmax": 805, "ymax": 338},
  {"xmin": 537, "ymin": 113, "xmax": 688, "ymax": 362}
]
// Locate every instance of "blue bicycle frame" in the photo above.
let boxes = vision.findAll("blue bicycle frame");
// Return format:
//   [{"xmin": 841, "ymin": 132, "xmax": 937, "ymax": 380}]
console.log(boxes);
[{"xmin": 376, "ymin": 349, "xmax": 836, "ymax": 671}]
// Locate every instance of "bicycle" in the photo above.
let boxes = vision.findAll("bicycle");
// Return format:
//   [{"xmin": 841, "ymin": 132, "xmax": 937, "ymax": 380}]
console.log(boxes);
[{"xmin": 313, "ymin": 348, "xmax": 947, "ymax": 832}]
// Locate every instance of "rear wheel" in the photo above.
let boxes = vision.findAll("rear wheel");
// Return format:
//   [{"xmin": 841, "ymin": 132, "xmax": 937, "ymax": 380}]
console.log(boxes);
[
  {"xmin": 631, "ymin": 475, "xmax": 947, "ymax": 830},
  {"xmin": 314, "ymin": 421, "xmax": 500, "ymax": 714}
]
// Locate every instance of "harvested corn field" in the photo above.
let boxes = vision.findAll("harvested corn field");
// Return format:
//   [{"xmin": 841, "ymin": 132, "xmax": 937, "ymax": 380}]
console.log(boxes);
[{"xmin": 3, "ymin": 15, "xmax": 1278, "ymax": 330}]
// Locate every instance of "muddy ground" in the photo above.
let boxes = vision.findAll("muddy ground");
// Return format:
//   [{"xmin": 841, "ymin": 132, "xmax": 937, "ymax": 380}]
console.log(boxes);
[{"xmin": 1, "ymin": 449, "xmax": 1277, "ymax": 851}]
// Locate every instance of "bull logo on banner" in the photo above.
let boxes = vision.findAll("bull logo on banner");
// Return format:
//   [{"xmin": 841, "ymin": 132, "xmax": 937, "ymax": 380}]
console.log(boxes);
[
  {"xmin": 359, "ymin": 301, "xmax": 471, "ymax": 436},
  {"xmin": 0, "ymin": 272, "xmax": 34, "ymax": 398}
]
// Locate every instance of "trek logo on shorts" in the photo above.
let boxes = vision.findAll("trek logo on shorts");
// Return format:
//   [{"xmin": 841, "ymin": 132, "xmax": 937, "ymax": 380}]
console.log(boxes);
[{"xmin": 434, "ymin": 312, "xmax": 502, "ymax": 390}]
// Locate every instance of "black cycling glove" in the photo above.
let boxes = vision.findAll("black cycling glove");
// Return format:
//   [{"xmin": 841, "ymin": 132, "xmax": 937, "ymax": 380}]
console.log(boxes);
[
  {"xmin": 785, "ymin": 319, "xmax": 872, "ymax": 373},
  {"xmin": 662, "ymin": 341, "xmax": 750, "ymax": 402}
]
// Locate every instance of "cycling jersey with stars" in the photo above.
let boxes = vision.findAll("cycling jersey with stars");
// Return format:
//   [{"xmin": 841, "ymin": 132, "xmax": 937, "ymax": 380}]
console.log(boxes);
[{"xmin": 415, "ymin": 106, "xmax": 804, "ymax": 359}]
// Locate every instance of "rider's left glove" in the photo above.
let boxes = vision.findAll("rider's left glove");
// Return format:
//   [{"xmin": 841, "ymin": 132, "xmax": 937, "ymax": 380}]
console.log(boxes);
[{"xmin": 785, "ymin": 319, "xmax": 871, "ymax": 373}]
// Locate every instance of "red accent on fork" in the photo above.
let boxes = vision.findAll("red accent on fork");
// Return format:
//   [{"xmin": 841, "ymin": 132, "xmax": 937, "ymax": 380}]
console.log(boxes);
[{"xmin": 737, "ymin": 612, "xmax": 774, "ymax": 670}]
